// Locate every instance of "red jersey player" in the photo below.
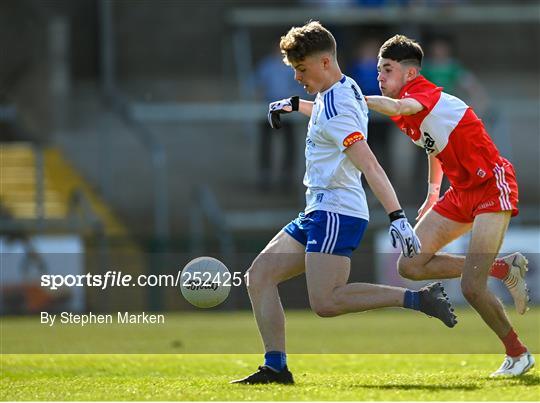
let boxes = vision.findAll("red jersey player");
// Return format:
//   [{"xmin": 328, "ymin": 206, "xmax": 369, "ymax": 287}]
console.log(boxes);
[{"xmin": 366, "ymin": 35, "xmax": 533, "ymax": 377}]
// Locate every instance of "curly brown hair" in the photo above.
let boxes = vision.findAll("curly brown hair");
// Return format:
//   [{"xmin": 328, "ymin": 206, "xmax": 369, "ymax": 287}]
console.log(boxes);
[
  {"xmin": 280, "ymin": 21, "xmax": 336, "ymax": 65},
  {"xmin": 378, "ymin": 34, "xmax": 423, "ymax": 67}
]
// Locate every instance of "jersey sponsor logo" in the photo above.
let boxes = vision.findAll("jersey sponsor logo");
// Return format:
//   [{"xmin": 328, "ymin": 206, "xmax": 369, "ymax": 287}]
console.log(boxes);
[
  {"xmin": 423, "ymin": 132, "xmax": 436, "ymax": 154},
  {"xmin": 477, "ymin": 168, "xmax": 486, "ymax": 178},
  {"xmin": 307, "ymin": 239, "xmax": 318, "ymax": 245},
  {"xmin": 343, "ymin": 132, "xmax": 365, "ymax": 148}
]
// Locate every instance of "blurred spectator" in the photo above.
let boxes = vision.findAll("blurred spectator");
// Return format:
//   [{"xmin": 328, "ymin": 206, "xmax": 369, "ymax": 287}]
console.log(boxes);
[
  {"xmin": 347, "ymin": 38, "xmax": 381, "ymax": 97},
  {"xmin": 422, "ymin": 36, "xmax": 488, "ymax": 114},
  {"xmin": 253, "ymin": 48, "xmax": 302, "ymax": 191},
  {"xmin": 347, "ymin": 38, "xmax": 393, "ymax": 171}
]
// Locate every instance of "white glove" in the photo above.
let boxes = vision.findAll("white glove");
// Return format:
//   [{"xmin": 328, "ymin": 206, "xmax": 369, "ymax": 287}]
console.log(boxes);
[
  {"xmin": 267, "ymin": 96, "xmax": 299, "ymax": 129},
  {"xmin": 388, "ymin": 211, "xmax": 421, "ymax": 258}
]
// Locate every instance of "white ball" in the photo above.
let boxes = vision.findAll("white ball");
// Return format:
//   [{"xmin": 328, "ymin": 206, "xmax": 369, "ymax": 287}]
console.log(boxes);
[{"xmin": 180, "ymin": 257, "xmax": 231, "ymax": 308}]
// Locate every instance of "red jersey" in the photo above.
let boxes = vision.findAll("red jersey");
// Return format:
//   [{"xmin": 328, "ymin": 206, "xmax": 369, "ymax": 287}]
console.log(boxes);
[{"xmin": 390, "ymin": 75, "xmax": 506, "ymax": 190}]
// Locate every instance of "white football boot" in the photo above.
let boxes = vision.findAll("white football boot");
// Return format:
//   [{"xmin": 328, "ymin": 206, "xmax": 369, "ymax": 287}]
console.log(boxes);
[
  {"xmin": 490, "ymin": 352, "xmax": 535, "ymax": 377},
  {"xmin": 495, "ymin": 253, "xmax": 530, "ymax": 314}
]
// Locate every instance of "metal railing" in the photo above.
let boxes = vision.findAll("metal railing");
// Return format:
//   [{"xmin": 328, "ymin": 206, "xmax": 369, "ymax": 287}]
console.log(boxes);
[
  {"xmin": 189, "ymin": 184, "xmax": 234, "ymax": 258},
  {"xmin": 99, "ymin": 0, "xmax": 170, "ymax": 247}
]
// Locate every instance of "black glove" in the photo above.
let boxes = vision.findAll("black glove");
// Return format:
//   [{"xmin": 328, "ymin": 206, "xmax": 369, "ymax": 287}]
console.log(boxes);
[{"xmin": 267, "ymin": 96, "xmax": 299, "ymax": 129}]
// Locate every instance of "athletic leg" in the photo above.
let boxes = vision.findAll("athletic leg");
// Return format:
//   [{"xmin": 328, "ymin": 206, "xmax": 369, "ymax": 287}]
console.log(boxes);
[
  {"xmin": 397, "ymin": 209, "xmax": 471, "ymax": 281},
  {"xmin": 305, "ymin": 252, "xmax": 457, "ymax": 327},
  {"xmin": 398, "ymin": 209, "xmax": 530, "ymax": 314},
  {"xmin": 306, "ymin": 253, "xmax": 405, "ymax": 315},
  {"xmin": 245, "ymin": 230, "xmax": 305, "ymax": 353},
  {"xmin": 460, "ymin": 212, "xmax": 513, "ymax": 336},
  {"xmin": 231, "ymin": 230, "xmax": 304, "ymax": 384},
  {"xmin": 459, "ymin": 212, "xmax": 532, "ymax": 376}
]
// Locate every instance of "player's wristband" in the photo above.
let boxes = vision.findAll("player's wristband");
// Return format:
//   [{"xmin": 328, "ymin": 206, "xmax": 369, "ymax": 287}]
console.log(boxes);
[
  {"xmin": 428, "ymin": 183, "xmax": 441, "ymax": 195},
  {"xmin": 388, "ymin": 209, "xmax": 406, "ymax": 223},
  {"xmin": 290, "ymin": 96, "xmax": 300, "ymax": 111}
]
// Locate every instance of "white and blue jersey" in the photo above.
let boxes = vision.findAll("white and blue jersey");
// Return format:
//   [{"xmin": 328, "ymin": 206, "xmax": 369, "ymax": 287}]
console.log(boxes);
[
  {"xmin": 304, "ymin": 75, "xmax": 369, "ymax": 220},
  {"xmin": 284, "ymin": 75, "xmax": 370, "ymax": 257}
]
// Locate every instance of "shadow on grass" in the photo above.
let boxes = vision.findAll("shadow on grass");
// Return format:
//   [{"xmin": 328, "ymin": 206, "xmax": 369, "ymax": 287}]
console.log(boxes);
[
  {"xmin": 352, "ymin": 384, "xmax": 479, "ymax": 391},
  {"xmin": 485, "ymin": 373, "xmax": 539, "ymax": 386},
  {"xmin": 353, "ymin": 373, "xmax": 539, "ymax": 391}
]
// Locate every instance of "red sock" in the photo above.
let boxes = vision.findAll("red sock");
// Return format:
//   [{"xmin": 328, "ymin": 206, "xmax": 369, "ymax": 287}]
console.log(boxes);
[
  {"xmin": 490, "ymin": 259, "xmax": 509, "ymax": 280},
  {"xmin": 501, "ymin": 328, "xmax": 527, "ymax": 357}
]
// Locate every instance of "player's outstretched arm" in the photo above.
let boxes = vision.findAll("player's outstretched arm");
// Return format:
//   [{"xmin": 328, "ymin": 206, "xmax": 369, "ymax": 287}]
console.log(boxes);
[
  {"xmin": 345, "ymin": 140, "xmax": 421, "ymax": 257},
  {"xmin": 267, "ymin": 97, "xmax": 313, "ymax": 129},
  {"xmin": 365, "ymin": 96, "xmax": 423, "ymax": 116},
  {"xmin": 298, "ymin": 99, "xmax": 314, "ymax": 117},
  {"xmin": 417, "ymin": 154, "xmax": 444, "ymax": 220}
]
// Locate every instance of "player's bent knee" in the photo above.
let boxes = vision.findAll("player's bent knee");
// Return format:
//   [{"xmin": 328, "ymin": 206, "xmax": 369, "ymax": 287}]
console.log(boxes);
[
  {"xmin": 397, "ymin": 255, "xmax": 423, "ymax": 281},
  {"xmin": 309, "ymin": 298, "xmax": 340, "ymax": 318},
  {"xmin": 311, "ymin": 305, "xmax": 340, "ymax": 318}
]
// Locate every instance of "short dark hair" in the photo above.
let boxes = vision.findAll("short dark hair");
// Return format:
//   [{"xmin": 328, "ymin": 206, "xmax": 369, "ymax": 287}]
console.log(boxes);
[
  {"xmin": 280, "ymin": 21, "xmax": 337, "ymax": 65},
  {"xmin": 378, "ymin": 34, "xmax": 423, "ymax": 67}
]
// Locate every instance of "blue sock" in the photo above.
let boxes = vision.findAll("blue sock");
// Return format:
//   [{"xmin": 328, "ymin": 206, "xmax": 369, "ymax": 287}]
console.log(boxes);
[
  {"xmin": 264, "ymin": 351, "xmax": 287, "ymax": 372},
  {"xmin": 403, "ymin": 290, "xmax": 420, "ymax": 311}
]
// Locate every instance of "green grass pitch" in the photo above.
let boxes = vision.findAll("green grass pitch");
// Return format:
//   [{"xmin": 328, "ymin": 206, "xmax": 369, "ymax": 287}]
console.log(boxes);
[{"xmin": 1, "ymin": 308, "xmax": 538, "ymax": 400}]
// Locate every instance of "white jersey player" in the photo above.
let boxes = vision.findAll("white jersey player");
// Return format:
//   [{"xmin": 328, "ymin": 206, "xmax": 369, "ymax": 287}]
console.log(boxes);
[
  {"xmin": 304, "ymin": 75, "xmax": 370, "ymax": 221},
  {"xmin": 232, "ymin": 22, "xmax": 456, "ymax": 385}
]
